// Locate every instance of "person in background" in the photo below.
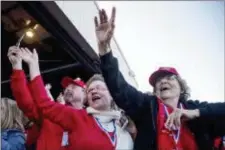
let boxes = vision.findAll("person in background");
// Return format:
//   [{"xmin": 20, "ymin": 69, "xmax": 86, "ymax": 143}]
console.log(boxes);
[
  {"xmin": 214, "ymin": 136, "xmax": 225, "ymax": 150},
  {"xmin": 18, "ymin": 46, "xmax": 133, "ymax": 150},
  {"xmin": 1, "ymin": 97, "xmax": 26, "ymax": 150},
  {"xmin": 94, "ymin": 7, "xmax": 225, "ymax": 150},
  {"xmin": 8, "ymin": 46, "xmax": 86, "ymax": 150}
]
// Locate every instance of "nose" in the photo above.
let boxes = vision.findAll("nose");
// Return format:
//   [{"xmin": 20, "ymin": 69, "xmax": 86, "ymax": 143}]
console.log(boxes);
[
  {"xmin": 160, "ymin": 77, "xmax": 168, "ymax": 84},
  {"xmin": 91, "ymin": 88, "xmax": 98, "ymax": 94}
]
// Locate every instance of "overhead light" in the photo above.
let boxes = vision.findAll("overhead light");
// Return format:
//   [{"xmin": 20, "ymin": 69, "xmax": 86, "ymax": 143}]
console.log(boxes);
[
  {"xmin": 26, "ymin": 20, "xmax": 31, "ymax": 25},
  {"xmin": 33, "ymin": 24, "xmax": 39, "ymax": 30},
  {"xmin": 26, "ymin": 31, "xmax": 34, "ymax": 38}
]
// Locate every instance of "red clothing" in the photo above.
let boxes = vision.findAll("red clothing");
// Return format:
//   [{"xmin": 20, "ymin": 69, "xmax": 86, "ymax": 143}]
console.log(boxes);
[
  {"xmin": 29, "ymin": 75, "xmax": 117, "ymax": 150},
  {"xmin": 157, "ymin": 99, "xmax": 198, "ymax": 150},
  {"xmin": 214, "ymin": 137, "xmax": 225, "ymax": 150},
  {"xmin": 11, "ymin": 70, "xmax": 65, "ymax": 150},
  {"xmin": 25, "ymin": 124, "xmax": 40, "ymax": 147}
]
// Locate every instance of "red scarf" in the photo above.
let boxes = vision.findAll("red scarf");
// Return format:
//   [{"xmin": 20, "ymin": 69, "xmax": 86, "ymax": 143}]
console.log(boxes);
[{"xmin": 157, "ymin": 98, "xmax": 198, "ymax": 150}]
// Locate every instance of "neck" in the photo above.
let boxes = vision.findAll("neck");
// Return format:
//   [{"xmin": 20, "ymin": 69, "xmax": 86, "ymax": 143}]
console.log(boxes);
[
  {"xmin": 70, "ymin": 101, "xmax": 83, "ymax": 110},
  {"xmin": 97, "ymin": 106, "xmax": 111, "ymax": 112},
  {"xmin": 161, "ymin": 97, "xmax": 179, "ymax": 109}
]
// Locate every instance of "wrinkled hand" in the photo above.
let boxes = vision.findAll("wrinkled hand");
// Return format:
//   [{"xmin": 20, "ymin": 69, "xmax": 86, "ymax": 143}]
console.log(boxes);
[
  {"xmin": 57, "ymin": 93, "xmax": 65, "ymax": 105},
  {"xmin": 94, "ymin": 7, "xmax": 116, "ymax": 55},
  {"xmin": 7, "ymin": 46, "xmax": 22, "ymax": 69},
  {"xmin": 18, "ymin": 47, "xmax": 39, "ymax": 66},
  {"xmin": 165, "ymin": 108, "xmax": 200, "ymax": 130}
]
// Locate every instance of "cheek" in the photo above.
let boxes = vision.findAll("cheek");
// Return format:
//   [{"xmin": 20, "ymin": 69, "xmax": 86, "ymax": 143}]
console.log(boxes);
[
  {"xmin": 87, "ymin": 94, "xmax": 92, "ymax": 104},
  {"xmin": 171, "ymin": 82, "xmax": 181, "ymax": 93},
  {"xmin": 154, "ymin": 84, "xmax": 160, "ymax": 92}
]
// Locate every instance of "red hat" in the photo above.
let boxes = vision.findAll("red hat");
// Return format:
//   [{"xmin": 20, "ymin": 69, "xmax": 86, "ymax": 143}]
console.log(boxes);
[
  {"xmin": 61, "ymin": 77, "xmax": 86, "ymax": 89},
  {"xmin": 149, "ymin": 67, "xmax": 179, "ymax": 86}
]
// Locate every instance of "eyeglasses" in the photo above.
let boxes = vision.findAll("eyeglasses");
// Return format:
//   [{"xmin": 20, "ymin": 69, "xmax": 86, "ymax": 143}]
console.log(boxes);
[
  {"xmin": 155, "ymin": 74, "xmax": 177, "ymax": 83},
  {"xmin": 86, "ymin": 85, "xmax": 108, "ymax": 94}
]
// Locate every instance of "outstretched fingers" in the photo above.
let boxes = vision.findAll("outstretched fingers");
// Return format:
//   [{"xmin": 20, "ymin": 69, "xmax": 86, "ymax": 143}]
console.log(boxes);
[
  {"xmin": 94, "ymin": 16, "xmax": 99, "ymax": 28},
  {"xmin": 109, "ymin": 7, "xmax": 116, "ymax": 26},
  {"xmin": 101, "ymin": 9, "xmax": 108, "ymax": 23}
]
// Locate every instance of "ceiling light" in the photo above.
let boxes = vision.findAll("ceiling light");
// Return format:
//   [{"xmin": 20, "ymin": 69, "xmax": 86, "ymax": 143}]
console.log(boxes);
[
  {"xmin": 26, "ymin": 31, "xmax": 34, "ymax": 38},
  {"xmin": 33, "ymin": 24, "xmax": 39, "ymax": 30},
  {"xmin": 26, "ymin": 20, "xmax": 31, "ymax": 25}
]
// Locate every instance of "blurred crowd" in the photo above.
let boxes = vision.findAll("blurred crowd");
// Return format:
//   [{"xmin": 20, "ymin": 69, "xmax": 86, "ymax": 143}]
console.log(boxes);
[{"xmin": 1, "ymin": 7, "xmax": 225, "ymax": 150}]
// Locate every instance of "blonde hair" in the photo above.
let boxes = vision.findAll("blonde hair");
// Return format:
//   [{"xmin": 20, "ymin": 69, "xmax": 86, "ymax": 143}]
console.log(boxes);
[
  {"xmin": 86, "ymin": 74, "xmax": 118, "ymax": 109},
  {"xmin": 1, "ymin": 97, "xmax": 26, "ymax": 131},
  {"xmin": 86, "ymin": 74, "xmax": 105, "ymax": 89}
]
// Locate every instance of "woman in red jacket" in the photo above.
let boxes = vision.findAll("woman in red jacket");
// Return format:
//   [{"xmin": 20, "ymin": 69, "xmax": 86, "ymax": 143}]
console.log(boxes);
[
  {"xmin": 16, "ymin": 47, "xmax": 134, "ymax": 150},
  {"xmin": 8, "ymin": 46, "xmax": 86, "ymax": 150}
]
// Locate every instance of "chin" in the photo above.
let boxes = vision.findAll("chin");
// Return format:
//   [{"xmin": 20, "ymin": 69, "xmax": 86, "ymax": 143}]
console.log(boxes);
[
  {"xmin": 160, "ymin": 94, "xmax": 172, "ymax": 99},
  {"xmin": 92, "ymin": 104, "xmax": 104, "ymax": 110}
]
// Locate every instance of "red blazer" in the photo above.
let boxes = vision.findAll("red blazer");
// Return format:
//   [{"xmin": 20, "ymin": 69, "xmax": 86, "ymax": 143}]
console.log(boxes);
[
  {"xmin": 29, "ymin": 74, "xmax": 117, "ymax": 150},
  {"xmin": 11, "ymin": 70, "xmax": 64, "ymax": 150}
]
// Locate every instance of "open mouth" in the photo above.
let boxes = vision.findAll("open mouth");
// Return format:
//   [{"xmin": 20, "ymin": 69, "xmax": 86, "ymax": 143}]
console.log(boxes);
[
  {"xmin": 92, "ymin": 95, "xmax": 101, "ymax": 102},
  {"xmin": 160, "ymin": 87, "xmax": 170, "ymax": 92}
]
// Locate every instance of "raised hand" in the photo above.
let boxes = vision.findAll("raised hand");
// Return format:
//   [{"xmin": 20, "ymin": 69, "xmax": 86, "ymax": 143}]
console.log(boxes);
[
  {"xmin": 94, "ymin": 7, "xmax": 116, "ymax": 55},
  {"xmin": 56, "ymin": 93, "xmax": 65, "ymax": 105},
  {"xmin": 18, "ymin": 47, "xmax": 40, "ymax": 80},
  {"xmin": 18, "ymin": 48, "xmax": 39, "ymax": 66},
  {"xmin": 7, "ymin": 46, "xmax": 22, "ymax": 70},
  {"xmin": 45, "ymin": 83, "xmax": 54, "ymax": 101}
]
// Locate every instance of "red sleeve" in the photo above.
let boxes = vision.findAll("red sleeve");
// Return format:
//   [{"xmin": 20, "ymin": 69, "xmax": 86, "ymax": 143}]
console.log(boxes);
[
  {"xmin": 29, "ymin": 75, "xmax": 86, "ymax": 131},
  {"xmin": 26, "ymin": 124, "xmax": 40, "ymax": 146},
  {"xmin": 10, "ymin": 70, "xmax": 41, "ymax": 123}
]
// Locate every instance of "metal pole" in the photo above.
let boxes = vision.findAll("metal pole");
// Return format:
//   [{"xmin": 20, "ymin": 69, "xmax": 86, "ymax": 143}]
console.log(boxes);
[{"xmin": 1, "ymin": 62, "xmax": 81, "ymax": 84}]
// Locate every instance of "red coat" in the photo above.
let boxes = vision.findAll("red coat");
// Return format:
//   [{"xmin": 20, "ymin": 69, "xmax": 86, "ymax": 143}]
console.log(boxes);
[
  {"xmin": 11, "ymin": 70, "xmax": 65, "ymax": 150},
  {"xmin": 28, "ymin": 74, "xmax": 117, "ymax": 150}
]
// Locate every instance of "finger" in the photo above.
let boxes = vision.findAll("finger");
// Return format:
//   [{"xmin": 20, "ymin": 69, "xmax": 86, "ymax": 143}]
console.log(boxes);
[
  {"xmin": 33, "ymin": 48, "xmax": 38, "ymax": 57},
  {"xmin": 17, "ymin": 50, "xmax": 22, "ymax": 57},
  {"xmin": 99, "ymin": 10, "xmax": 104, "ymax": 24},
  {"xmin": 167, "ymin": 113, "xmax": 176, "ymax": 130},
  {"xmin": 94, "ymin": 16, "xmax": 99, "ymax": 28},
  {"xmin": 169, "ymin": 115, "xmax": 175, "ymax": 130},
  {"xmin": 20, "ymin": 48, "xmax": 26, "ymax": 54},
  {"xmin": 102, "ymin": 9, "xmax": 108, "ymax": 22},
  {"xmin": 109, "ymin": 7, "xmax": 116, "ymax": 25},
  {"xmin": 8, "ymin": 46, "xmax": 18, "ymax": 53},
  {"xmin": 45, "ymin": 84, "xmax": 52, "ymax": 90},
  {"xmin": 7, "ymin": 50, "xmax": 14, "ymax": 57},
  {"xmin": 174, "ymin": 111, "xmax": 182, "ymax": 129},
  {"xmin": 8, "ymin": 47, "xmax": 18, "ymax": 56},
  {"xmin": 25, "ymin": 48, "xmax": 32, "ymax": 55},
  {"xmin": 165, "ymin": 115, "xmax": 172, "ymax": 130},
  {"xmin": 48, "ymin": 84, "xmax": 52, "ymax": 89}
]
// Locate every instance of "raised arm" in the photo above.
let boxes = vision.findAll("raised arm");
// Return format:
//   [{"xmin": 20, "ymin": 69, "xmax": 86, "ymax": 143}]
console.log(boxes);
[
  {"xmin": 19, "ymin": 48, "xmax": 86, "ymax": 131},
  {"xmin": 8, "ymin": 46, "xmax": 41, "ymax": 123},
  {"xmin": 11, "ymin": 70, "xmax": 41, "ymax": 122},
  {"xmin": 94, "ymin": 8, "xmax": 154, "ymax": 120}
]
